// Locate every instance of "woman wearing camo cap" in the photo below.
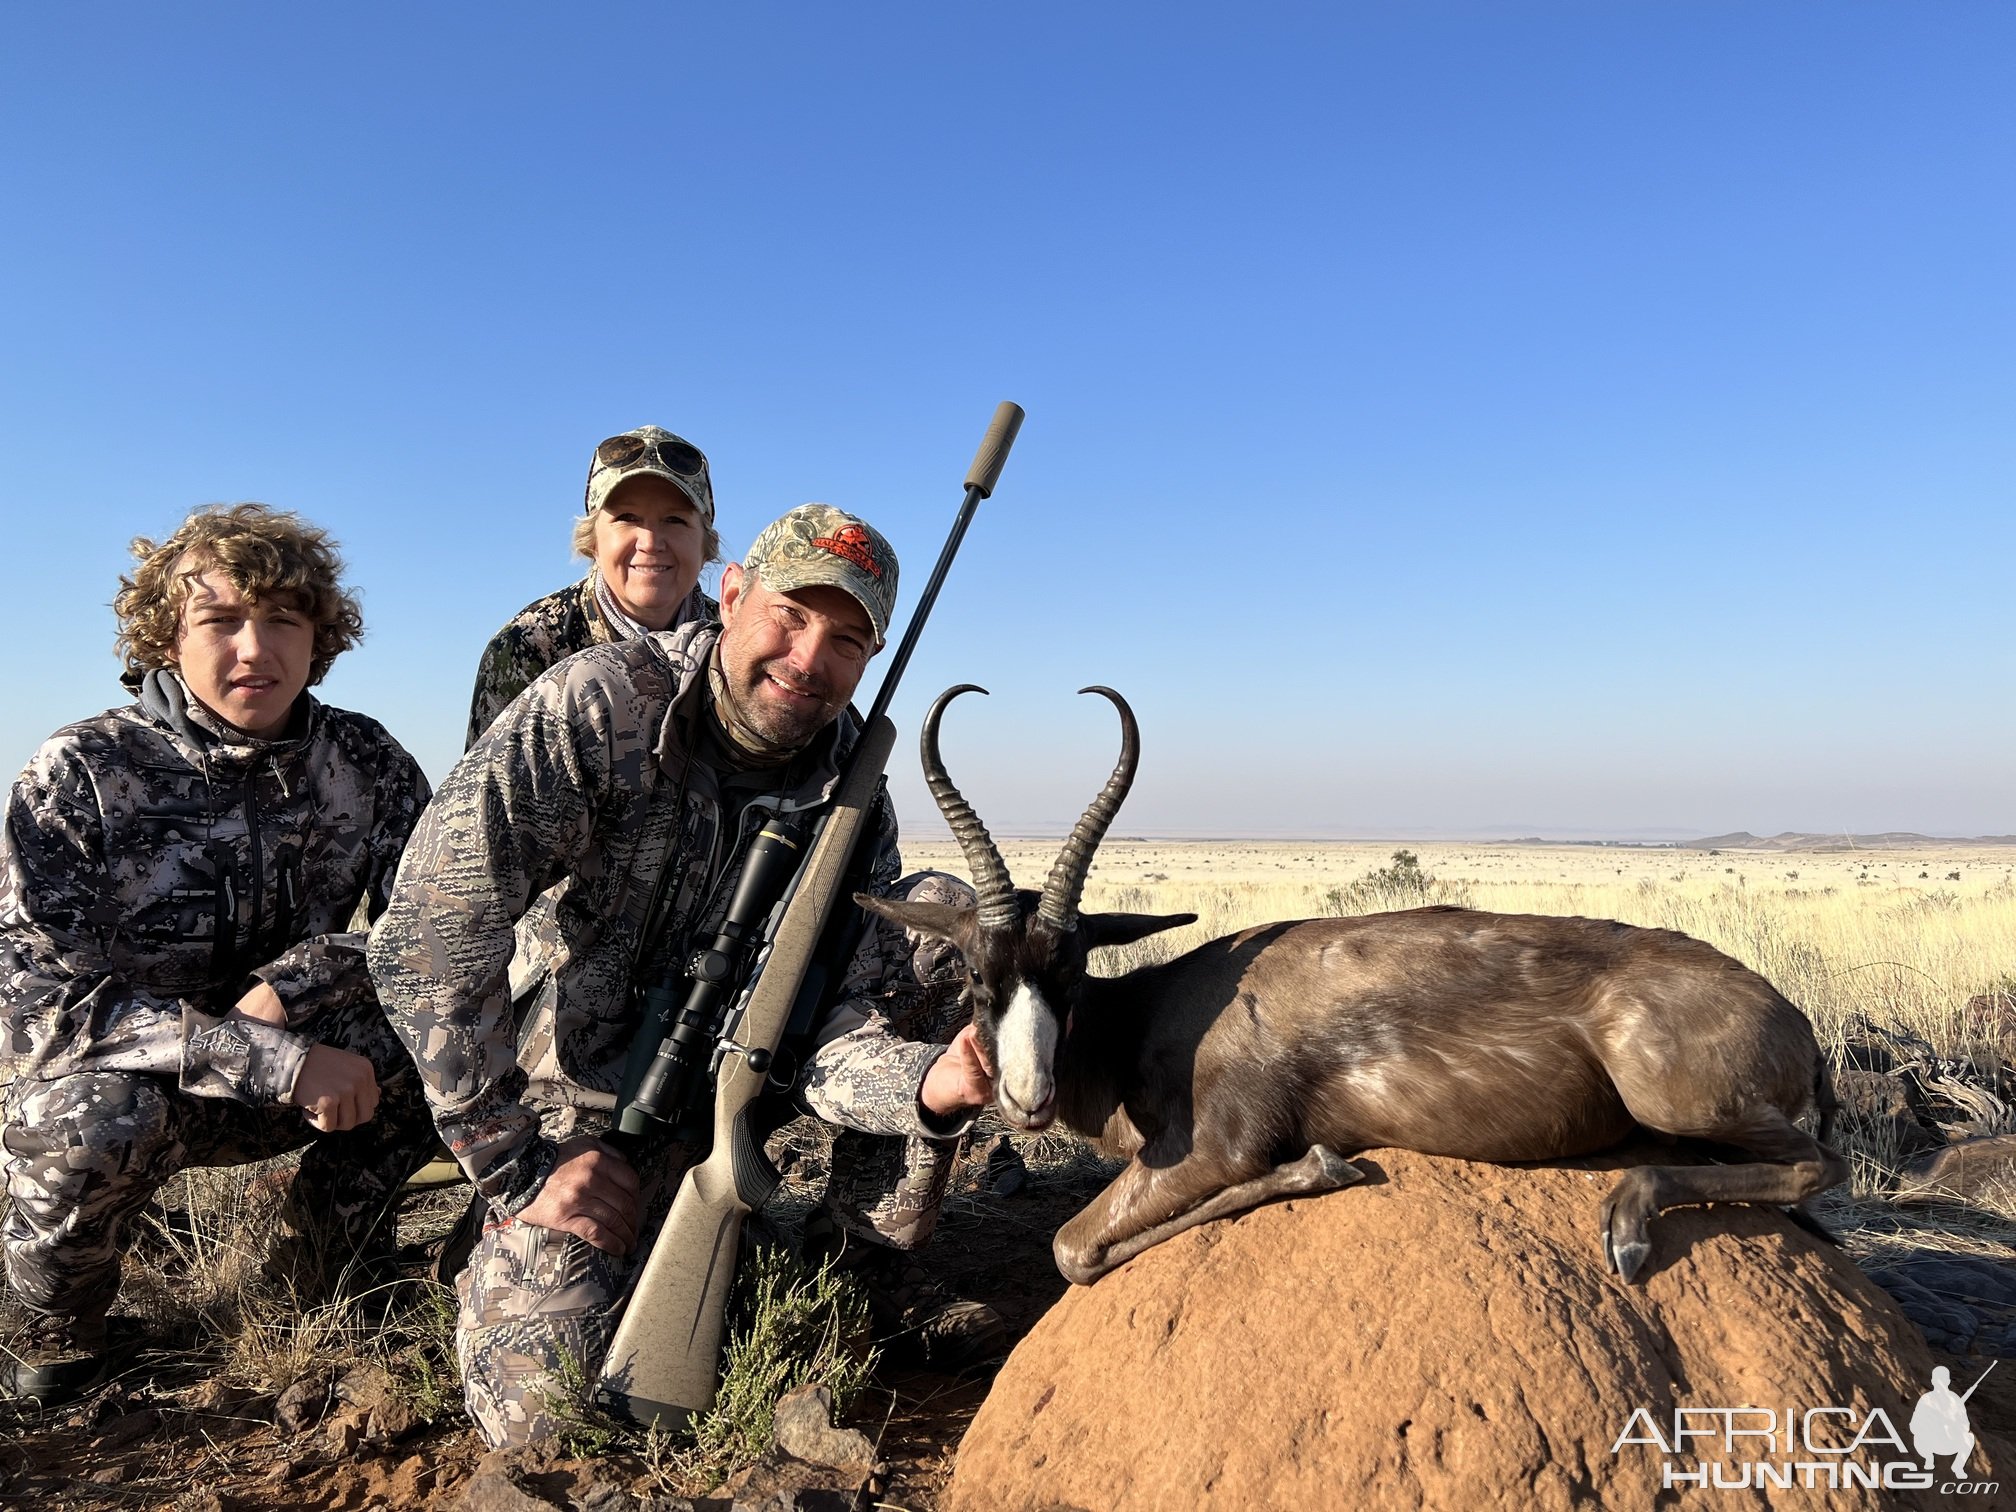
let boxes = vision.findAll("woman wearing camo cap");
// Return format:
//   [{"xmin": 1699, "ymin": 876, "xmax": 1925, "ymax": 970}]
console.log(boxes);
[{"xmin": 465, "ymin": 426, "xmax": 720, "ymax": 748}]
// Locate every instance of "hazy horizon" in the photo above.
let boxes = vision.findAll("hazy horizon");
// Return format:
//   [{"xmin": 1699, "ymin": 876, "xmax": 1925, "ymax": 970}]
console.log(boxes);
[{"xmin": 894, "ymin": 822, "xmax": 2016, "ymax": 846}]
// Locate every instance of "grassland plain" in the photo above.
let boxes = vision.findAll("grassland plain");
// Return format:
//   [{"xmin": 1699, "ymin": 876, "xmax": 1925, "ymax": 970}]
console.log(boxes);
[
  {"xmin": 903, "ymin": 836, "xmax": 2016, "ymax": 1061},
  {"xmin": 2, "ymin": 840, "xmax": 2011, "ymax": 1507}
]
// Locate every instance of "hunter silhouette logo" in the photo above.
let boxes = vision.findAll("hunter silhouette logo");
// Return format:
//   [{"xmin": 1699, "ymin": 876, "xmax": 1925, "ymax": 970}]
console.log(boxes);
[
  {"xmin": 1912, "ymin": 1363, "xmax": 1993, "ymax": 1479},
  {"xmin": 811, "ymin": 524, "xmax": 883, "ymax": 578},
  {"xmin": 1610, "ymin": 1362, "xmax": 1999, "ymax": 1494}
]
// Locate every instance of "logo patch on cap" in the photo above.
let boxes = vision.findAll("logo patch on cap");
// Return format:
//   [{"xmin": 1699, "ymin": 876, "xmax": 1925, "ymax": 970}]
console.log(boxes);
[{"xmin": 811, "ymin": 524, "xmax": 884, "ymax": 579}]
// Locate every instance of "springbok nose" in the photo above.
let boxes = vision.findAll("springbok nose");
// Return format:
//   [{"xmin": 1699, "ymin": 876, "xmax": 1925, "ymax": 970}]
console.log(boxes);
[{"xmin": 1001, "ymin": 1085, "xmax": 1056, "ymax": 1130}]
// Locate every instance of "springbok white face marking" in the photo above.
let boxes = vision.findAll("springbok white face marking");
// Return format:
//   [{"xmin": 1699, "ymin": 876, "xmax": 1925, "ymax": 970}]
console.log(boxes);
[{"xmin": 997, "ymin": 980, "xmax": 1060, "ymax": 1128}]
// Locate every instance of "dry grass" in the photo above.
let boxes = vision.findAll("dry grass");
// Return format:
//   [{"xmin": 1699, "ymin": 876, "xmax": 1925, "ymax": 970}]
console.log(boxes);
[
  {"xmin": 0, "ymin": 1155, "xmax": 465, "ymax": 1429},
  {"xmin": 906, "ymin": 836, "xmax": 2016, "ymax": 1058}
]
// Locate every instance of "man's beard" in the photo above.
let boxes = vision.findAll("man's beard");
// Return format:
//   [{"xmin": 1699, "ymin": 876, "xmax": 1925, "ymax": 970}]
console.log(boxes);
[{"xmin": 709, "ymin": 653, "xmax": 839, "ymax": 760}]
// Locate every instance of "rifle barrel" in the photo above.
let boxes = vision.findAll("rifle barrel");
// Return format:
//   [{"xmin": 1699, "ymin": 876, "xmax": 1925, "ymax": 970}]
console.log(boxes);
[
  {"xmin": 866, "ymin": 402, "xmax": 1023, "ymax": 725},
  {"xmin": 1959, "ymin": 1359, "xmax": 1997, "ymax": 1402}
]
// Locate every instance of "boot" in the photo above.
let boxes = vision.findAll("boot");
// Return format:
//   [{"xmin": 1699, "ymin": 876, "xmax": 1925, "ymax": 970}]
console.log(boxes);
[
  {"xmin": 802, "ymin": 1216, "xmax": 1009, "ymax": 1371},
  {"xmin": 3, "ymin": 1309, "xmax": 109, "ymax": 1406}
]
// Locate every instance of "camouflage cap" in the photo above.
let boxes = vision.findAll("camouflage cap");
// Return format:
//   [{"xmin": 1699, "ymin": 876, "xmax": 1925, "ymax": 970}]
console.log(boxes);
[
  {"xmin": 743, "ymin": 504, "xmax": 900, "ymax": 644},
  {"xmin": 584, "ymin": 426, "xmax": 715, "ymax": 526}
]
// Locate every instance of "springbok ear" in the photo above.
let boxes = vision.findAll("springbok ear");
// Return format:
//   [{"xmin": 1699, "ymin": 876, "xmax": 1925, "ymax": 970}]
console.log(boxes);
[
  {"xmin": 853, "ymin": 893, "xmax": 976, "ymax": 950},
  {"xmin": 1080, "ymin": 911, "xmax": 1198, "ymax": 950}
]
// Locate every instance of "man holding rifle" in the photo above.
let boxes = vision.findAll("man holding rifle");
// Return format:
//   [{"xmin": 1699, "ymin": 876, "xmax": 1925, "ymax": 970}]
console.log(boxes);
[{"xmin": 369, "ymin": 504, "xmax": 998, "ymax": 1449}]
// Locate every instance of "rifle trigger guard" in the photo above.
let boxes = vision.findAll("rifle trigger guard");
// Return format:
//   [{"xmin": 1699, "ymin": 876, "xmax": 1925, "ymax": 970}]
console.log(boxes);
[{"xmin": 762, "ymin": 1044, "xmax": 801, "ymax": 1094}]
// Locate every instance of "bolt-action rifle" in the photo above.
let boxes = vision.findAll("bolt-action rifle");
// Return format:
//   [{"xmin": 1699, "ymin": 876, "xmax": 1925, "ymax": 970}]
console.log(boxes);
[{"xmin": 596, "ymin": 402, "xmax": 1025, "ymax": 1427}]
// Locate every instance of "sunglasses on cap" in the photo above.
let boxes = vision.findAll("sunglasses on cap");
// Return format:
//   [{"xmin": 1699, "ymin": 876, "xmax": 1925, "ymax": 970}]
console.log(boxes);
[{"xmin": 595, "ymin": 433, "xmax": 708, "ymax": 478}]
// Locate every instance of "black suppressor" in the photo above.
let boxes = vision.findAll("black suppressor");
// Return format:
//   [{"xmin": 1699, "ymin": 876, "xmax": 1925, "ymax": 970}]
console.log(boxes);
[{"xmin": 613, "ymin": 814, "xmax": 810, "ymax": 1140}]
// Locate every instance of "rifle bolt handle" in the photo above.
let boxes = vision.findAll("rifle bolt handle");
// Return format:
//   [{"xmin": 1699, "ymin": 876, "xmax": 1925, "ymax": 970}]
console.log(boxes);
[{"xmin": 719, "ymin": 1039, "xmax": 772, "ymax": 1075}]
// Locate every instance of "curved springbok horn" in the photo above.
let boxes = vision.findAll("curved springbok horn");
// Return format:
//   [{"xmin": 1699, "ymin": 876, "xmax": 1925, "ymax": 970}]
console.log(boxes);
[
  {"xmin": 920, "ymin": 685, "xmax": 1020, "ymax": 929},
  {"xmin": 1036, "ymin": 686, "xmax": 1139, "ymax": 933}
]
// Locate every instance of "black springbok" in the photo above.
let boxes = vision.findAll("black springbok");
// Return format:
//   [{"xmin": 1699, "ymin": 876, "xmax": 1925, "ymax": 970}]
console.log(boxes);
[{"xmin": 858, "ymin": 685, "xmax": 1846, "ymax": 1285}]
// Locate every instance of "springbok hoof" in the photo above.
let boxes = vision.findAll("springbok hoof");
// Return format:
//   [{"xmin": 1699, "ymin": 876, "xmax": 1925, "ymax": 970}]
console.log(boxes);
[
  {"xmin": 1306, "ymin": 1145, "xmax": 1364, "ymax": 1190},
  {"xmin": 1602, "ymin": 1223, "xmax": 1652, "ymax": 1284}
]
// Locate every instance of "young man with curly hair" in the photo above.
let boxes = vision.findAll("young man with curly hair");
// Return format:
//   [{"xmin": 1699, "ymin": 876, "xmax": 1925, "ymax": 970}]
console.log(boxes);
[{"xmin": 0, "ymin": 503, "xmax": 436, "ymax": 1404}]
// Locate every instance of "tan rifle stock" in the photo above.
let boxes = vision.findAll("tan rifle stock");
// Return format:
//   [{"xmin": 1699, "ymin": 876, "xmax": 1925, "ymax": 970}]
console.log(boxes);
[{"xmin": 597, "ymin": 713, "xmax": 896, "ymax": 1427}]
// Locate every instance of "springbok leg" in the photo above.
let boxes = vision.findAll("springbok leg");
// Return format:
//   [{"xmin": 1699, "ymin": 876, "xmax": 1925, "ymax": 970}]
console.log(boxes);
[
  {"xmin": 1054, "ymin": 1144, "xmax": 1361, "ymax": 1285},
  {"xmin": 1599, "ymin": 1109, "xmax": 1847, "ymax": 1282}
]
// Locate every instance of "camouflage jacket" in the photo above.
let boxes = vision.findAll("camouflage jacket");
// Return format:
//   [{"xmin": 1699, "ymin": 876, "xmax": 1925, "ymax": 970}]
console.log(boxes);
[
  {"xmin": 466, "ymin": 573, "xmax": 717, "ymax": 749},
  {"xmin": 0, "ymin": 671, "xmax": 431, "ymax": 1104},
  {"xmin": 370, "ymin": 621, "xmax": 952, "ymax": 1216}
]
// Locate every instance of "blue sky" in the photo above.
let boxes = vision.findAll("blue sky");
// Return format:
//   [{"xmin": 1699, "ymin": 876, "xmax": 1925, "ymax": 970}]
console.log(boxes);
[{"xmin": 2, "ymin": 3, "xmax": 2009, "ymax": 839}]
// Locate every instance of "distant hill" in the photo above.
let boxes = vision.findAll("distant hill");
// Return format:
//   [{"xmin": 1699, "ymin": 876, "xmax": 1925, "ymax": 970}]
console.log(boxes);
[{"xmin": 1682, "ymin": 831, "xmax": 2016, "ymax": 852}]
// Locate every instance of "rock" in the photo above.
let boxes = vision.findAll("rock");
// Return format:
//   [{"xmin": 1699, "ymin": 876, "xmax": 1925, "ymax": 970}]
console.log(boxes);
[
  {"xmin": 89, "ymin": 1406, "xmax": 160, "ymax": 1451},
  {"xmin": 947, "ymin": 1146, "xmax": 2010, "ymax": 1511},
  {"xmin": 460, "ymin": 1449, "xmax": 566, "ymax": 1512},
  {"xmin": 1865, "ymin": 1253, "xmax": 2016, "ymax": 1357},
  {"xmin": 1832, "ymin": 1069, "xmax": 1944, "ymax": 1160},
  {"xmin": 1895, "ymin": 1133, "xmax": 2016, "ymax": 1205},
  {"xmin": 1864, "ymin": 1268, "xmax": 1982, "ymax": 1353},
  {"xmin": 275, "ymin": 1370, "xmax": 337, "ymax": 1434},
  {"xmin": 721, "ymin": 1384, "xmax": 881, "ymax": 1511},
  {"xmin": 324, "ymin": 1403, "xmax": 372, "ymax": 1455},
  {"xmin": 322, "ymin": 1361, "xmax": 416, "ymax": 1445},
  {"xmin": 455, "ymin": 1449, "xmax": 667, "ymax": 1512},
  {"xmin": 335, "ymin": 1361, "xmax": 395, "ymax": 1409},
  {"xmin": 182, "ymin": 1377, "xmax": 257, "ymax": 1413},
  {"xmin": 771, "ymin": 1385, "xmax": 876, "ymax": 1472},
  {"xmin": 720, "ymin": 1455, "xmax": 869, "ymax": 1511}
]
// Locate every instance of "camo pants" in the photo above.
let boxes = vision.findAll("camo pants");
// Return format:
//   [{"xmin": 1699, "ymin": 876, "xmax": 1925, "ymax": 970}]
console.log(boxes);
[
  {"xmin": 0, "ymin": 993, "xmax": 435, "ymax": 1323},
  {"xmin": 455, "ymin": 871, "xmax": 974, "ymax": 1448}
]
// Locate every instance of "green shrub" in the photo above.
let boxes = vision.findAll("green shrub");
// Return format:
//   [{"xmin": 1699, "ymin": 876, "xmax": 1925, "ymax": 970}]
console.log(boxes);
[
  {"xmin": 676, "ymin": 1244, "xmax": 876, "ymax": 1486},
  {"xmin": 1324, "ymin": 849, "xmax": 1472, "ymax": 915}
]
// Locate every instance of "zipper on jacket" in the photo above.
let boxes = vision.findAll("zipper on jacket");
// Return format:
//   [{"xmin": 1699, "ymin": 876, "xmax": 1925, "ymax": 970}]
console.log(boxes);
[{"xmin": 243, "ymin": 769, "xmax": 264, "ymax": 980}]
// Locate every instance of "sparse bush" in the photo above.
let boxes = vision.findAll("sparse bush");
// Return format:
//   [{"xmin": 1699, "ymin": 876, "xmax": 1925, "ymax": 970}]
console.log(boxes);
[
  {"xmin": 1324, "ymin": 849, "xmax": 1472, "ymax": 915},
  {"xmin": 671, "ymin": 1245, "xmax": 875, "ymax": 1489},
  {"xmin": 538, "ymin": 1346, "xmax": 627, "ymax": 1457}
]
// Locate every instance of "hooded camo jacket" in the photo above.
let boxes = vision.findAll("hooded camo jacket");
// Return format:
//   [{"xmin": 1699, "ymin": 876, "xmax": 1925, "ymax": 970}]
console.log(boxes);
[
  {"xmin": 0, "ymin": 671, "xmax": 431, "ymax": 1104},
  {"xmin": 370, "ymin": 621, "xmax": 955, "ymax": 1217},
  {"xmin": 466, "ymin": 573, "xmax": 716, "ymax": 749}
]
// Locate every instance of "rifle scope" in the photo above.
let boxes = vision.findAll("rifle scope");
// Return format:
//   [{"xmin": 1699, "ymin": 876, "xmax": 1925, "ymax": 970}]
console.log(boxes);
[{"xmin": 613, "ymin": 813, "xmax": 810, "ymax": 1140}]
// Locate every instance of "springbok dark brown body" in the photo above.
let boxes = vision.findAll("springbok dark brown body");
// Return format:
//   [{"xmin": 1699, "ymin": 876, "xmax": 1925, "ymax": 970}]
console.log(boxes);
[{"xmin": 860, "ymin": 685, "xmax": 1847, "ymax": 1286}]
